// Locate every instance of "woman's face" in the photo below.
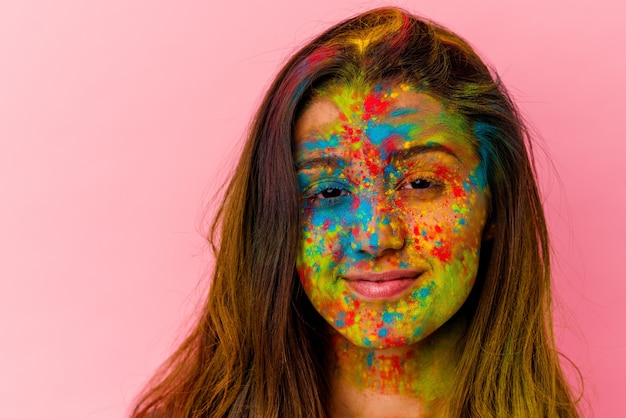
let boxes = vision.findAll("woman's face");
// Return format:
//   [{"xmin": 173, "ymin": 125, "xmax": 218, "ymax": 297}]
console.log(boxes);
[{"xmin": 294, "ymin": 83, "xmax": 489, "ymax": 349}]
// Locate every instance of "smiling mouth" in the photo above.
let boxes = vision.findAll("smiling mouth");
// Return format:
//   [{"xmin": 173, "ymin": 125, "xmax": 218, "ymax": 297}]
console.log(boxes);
[{"xmin": 343, "ymin": 271, "xmax": 423, "ymax": 300}]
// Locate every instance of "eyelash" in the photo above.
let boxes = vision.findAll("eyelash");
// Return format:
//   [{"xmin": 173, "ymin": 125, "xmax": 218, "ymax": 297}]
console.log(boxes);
[
  {"xmin": 304, "ymin": 182, "xmax": 350, "ymax": 208},
  {"xmin": 400, "ymin": 178, "xmax": 441, "ymax": 191}
]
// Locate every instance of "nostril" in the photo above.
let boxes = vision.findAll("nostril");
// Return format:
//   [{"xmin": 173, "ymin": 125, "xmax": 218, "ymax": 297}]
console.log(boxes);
[{"xmin": 349, "ymin": 220, "xmax": 405, "ymax": 257}]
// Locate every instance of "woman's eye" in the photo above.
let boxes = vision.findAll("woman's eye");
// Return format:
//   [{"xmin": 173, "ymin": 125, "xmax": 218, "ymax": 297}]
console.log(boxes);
[
  {"xmin": 317, "ymin": 187, "xmax": 347, "ymax": 199},
  {"xmin": 303, "ymin": 186, "xmax": 350, "ymax": 208},
  {"xmin": 403, "ymin": 179, "xmax": 434, "ymax": 189}
]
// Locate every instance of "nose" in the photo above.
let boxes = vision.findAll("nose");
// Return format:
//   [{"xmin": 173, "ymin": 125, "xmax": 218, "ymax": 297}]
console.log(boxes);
[{"xmin": 350, "ymin": 196, "xmax": 405, "ymax": 258}]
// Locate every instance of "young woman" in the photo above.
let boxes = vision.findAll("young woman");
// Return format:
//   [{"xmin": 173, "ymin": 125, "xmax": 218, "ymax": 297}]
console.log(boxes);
[{"xmin": 132, "ymin": 7, "xmax": 580, "ymax": 417}]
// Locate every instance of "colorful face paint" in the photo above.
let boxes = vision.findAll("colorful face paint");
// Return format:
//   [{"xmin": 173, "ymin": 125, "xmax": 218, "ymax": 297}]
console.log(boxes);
[{"xmin": 294, "ymin": 83, "xmax": 488, "ymax": 350}]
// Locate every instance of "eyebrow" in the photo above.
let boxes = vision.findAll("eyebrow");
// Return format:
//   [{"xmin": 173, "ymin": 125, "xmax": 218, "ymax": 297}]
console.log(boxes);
[
  {"xmin": 295, "ymin": 143, "xmax": 458, "ymax": 171},
  {"xmin": 390, "ymin": 143, "xmax": 459, "ymax": 164},
  {"xmin": 295, "ymin": 155, "xmax": 345, "ymax": 171}
]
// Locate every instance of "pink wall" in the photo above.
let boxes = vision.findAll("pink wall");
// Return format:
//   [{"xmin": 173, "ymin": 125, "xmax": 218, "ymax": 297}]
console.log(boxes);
[{"xmin": 1, "ymin": 1, "xmax": 623, "ymax": 416}]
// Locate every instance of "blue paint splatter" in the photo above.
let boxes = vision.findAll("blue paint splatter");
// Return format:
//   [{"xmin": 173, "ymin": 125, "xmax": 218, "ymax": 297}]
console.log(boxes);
[
  {"xmin": 412, "ymin": 326, "xmax": 424, "ymax": 338},
  {"xmin": 418, "ymin": 287, "xmax": 431, "ymax": 298},
  {"xmin": 382, "ymin": 311, "xmax": 395, "ymax": 323},
  {"xmin": 335, "ymin": 311, "xmax": 346, "ymax": 327},
  {"xmin": 389, "ymin": 108, "xmax": 418, "ymax": 117},
  {"xmin": 367, "ymin": 123, "xmax": 414, "ymax": 146}
]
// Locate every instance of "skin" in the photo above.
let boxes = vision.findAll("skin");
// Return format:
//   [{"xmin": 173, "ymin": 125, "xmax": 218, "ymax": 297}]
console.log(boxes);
[{"xmin": 294, "ymin": 82, "xmax": 489, "ymax": 417}]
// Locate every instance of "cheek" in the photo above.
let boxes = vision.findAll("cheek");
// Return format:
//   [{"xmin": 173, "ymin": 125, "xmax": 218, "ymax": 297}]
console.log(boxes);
[
  {"xmin": 402, "ymin": 192, "xmax": 486, "ymax": 266},
  {"xmin": 297, "ymin": 214, "xmax": 346, "ymax": 287}
]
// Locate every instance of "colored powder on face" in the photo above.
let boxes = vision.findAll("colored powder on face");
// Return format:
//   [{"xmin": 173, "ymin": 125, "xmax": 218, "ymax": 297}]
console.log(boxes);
[
  {"xmin": 341, "ymin": 124, "xmax": 363, "ymax": 144},
  {"xmin": 411, "ymin": 326, "xmax": 424, "ymax": 338},
  {"xmin": 367, "ymin": 122, "xmax": 415, "ymax": 147},
  {"xmin": 295, "ymin": 85, "xmax": 487, "ymax": 354},
  {"xmin": 346, "ymin": 311, "xmax": 355, "ymax": 326},
  {"xmin": 298, "ymin": 135, "xmax": 341, "ymax": 153},
  {"xmin": 365, "ymin": 158, "xmax": 381, "ymax": 176},
  {"xmin": 335, "ymin": 311, "xmax": 347, "ymax": 327},
  {"xmin": 383, "ymin": 311, "xmax": 395, "ymax": 324},
  {"xmin": 389, "ymin": 108, "xmax": 418, "ymax": 117},
  {"xmin": 434, "ymin": 165, "xmax": 450, "ymax": 179},
  {"xmin": 430, "ymin": 245, "xmax": 452, "ymax": 262},
  {"xmin": 418, "ymin": 287, "xmax": 431, "ymax": 298},
  {"xmin": 452, "ymin": 203, "xmax": 469, "ymax": 214},
  {"xmin": 363, "ymin": 93, "xmax": 391, "ymax": 120}
]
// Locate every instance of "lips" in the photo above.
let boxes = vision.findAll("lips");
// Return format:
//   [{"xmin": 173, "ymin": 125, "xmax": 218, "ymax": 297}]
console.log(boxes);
[{"xmin": 343, "ymin": 270, "xmax": 422, "ymax": 300}]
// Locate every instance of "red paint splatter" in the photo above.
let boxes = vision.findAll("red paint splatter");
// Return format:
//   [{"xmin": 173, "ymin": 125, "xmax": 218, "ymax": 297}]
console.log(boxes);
[
  {"xmin": 366, "ymin": 160, "xmax": 380, "ymax": 176},
  {"xmin": 323, "ymin": 219, "xmax": 330, "ymax": 230},
  {"xmin": 434, "ymin": 225, "xmax": 443, "ymax": 233},
  {"xmin": 345, "ymin": 310, "xmax": 355, "ymax": 326},
  {"xmin": 380, "ymin": 135, "xmax": 403, "ymax": 156},
  {"xmin": 393, "ymin": 198, "xmax": 405, "ymax": 210},
  {"xmin": 342, "ymin": 124, "xmax": 361, "ymax": 143},
  {"xmin": 435, "ymin": 165, "xmax": 450, "ymax": 178},
  {"xmin": 378, "ymin": 354, "xmax": 404, "ymax": 383},
  {"xmin": 363, "ymin": 94, "xmax": 390, "ymax": 120},
  {"xmin": 453, "ymin": 185, "xmax": 464, "ymax": 197},
  {"xmin": 430, "ymin": 245, "xmax": 452, "ymax": 262}
]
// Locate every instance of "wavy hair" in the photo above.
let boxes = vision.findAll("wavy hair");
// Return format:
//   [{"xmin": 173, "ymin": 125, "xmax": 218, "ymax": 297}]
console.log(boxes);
[{"xmin": 132, "ymin": 7, "xmax": 580, "ymax": 417}]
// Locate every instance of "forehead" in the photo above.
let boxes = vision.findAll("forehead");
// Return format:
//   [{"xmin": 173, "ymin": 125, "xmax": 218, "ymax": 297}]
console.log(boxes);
[
  {"xmin": 296, "ymin": 86, "xmax": 444, "ymax": 128},
  {"xmin": 294, "ymin": 84, "xmax": 473, "ymax": 159}
]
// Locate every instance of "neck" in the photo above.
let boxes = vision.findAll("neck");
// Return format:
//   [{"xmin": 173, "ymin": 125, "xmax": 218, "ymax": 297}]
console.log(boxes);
[{"xmin": 328, "ymin": 315, "xmax": 466, "ymax": 418}]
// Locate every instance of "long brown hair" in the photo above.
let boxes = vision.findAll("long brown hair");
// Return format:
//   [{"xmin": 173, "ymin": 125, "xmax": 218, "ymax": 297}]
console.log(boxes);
[{"xmin": 132, "ymin": 7, "xmax": 580, "ymax": 417}]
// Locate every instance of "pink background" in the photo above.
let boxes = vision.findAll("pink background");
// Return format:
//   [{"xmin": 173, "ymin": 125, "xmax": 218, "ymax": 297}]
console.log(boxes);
[{"xmin": 0, "ymin": 1, "xmax": 623, "ymax": 416}]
